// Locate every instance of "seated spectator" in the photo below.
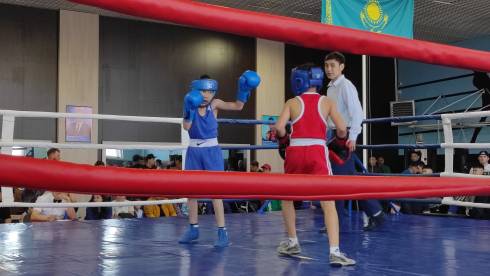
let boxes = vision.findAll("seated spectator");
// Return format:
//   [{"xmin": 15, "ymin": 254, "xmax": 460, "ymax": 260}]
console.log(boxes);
[
  {"xmin": 422, "ymin": 165, "xmax": 433, "ymax": 175},
  {"xmin": 85, "ymin": 195, "xmax": 112, "ymax": 220},
  {"xmin": 0, "ymin": 190, "xmax": 10, "ymax": 223},
  {"xmin": 169, "ymin": 155, "xmax": 183, "ymax": 170},
  {"xmin": 145, "ymin": 154, "xmax": 157, "ymax": 169},
  {"xmin": 144, "ymin": 197, "xmax": 177, "ymax": 218},
  {"xmin": 156, "ymin": 159, "xmax": 163, "ymax": 169},
  {"xmin": 250, "ymin": 160, "xmax": 260, "ymax": 172},
  {"xmin": 377, "ymin": 156, "xmax": 391, "ymax": 173},
  {"xmin": 477, "ymin": 151, "xmax": 490, "ymax": 174},
  {"xmin": 401, "ymin": 165, "xmax": 434, "ymax": 214},
  {"xmin": 470, "ymin": 164, "xmax": 484, "ymax": 175},
  {"xmin": 467, "ymin": 164, "xmax": 490, "ymax": 219},
  {"xmin": 47, "ymin": 147, "xmax": 61, "ymax": 161},
  {"xmin": 368, "ymin": 156, "xmax": 382, "ymax": 173},
  {"xmin": 409, "ymin": 150, "xmax": 422, "ymax": 163},
  {"xmin": 94, "ymin": 160, "xmax": 105, "ymax": 166},
  {"xmin": 402, "ymin": 161, "xmax": 424, "ymax": 175},
  {"xmin": 130, "ymin": 154, "xmax": 146, "ymax": 168},
  {"xmin": 112, "ymin": 196, "xmax": 135, "ymax": 218},
  {"xmin": 30, "ymin": 191, "xmax": 77, "ymax": 222}
]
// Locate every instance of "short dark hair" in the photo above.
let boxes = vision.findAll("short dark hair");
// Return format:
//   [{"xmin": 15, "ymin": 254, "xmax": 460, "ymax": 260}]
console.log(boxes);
[
  {"xmin": 251, "ymin": 161, "xmax": 259, "ymax": 167},
  {"xmin": 200, "ymin": 74, "xmax": 211, "ymax": 79},
  {"xmin": 145, "ymin": 154, "xmax": 156, "ymax": 161},
  {"xmin": 422, "ymin": 165, "xmax": 432, "ymax": 170},
  {"xmin": 47, "ymin": 148, "xmax": 60, "ymax": 156},
  {"xmin": 471, "ymin": 164, "xmax": 484, "ymax": 170},
  {"xmin": 324, "ymin": 51, "xmax": 346, "ymax": 65},
  {"xmin": 132, "ymin": 154, "xmax": 143, "ymax": 162},
  {"xmin": 94, "ymin": 161, "xmax": 105, "ymax": 166},
  {"xmin": 170, "ymin": 154, "xmax": 182, "ymax": 162},
  {"xmin": 411, "ymin": 151, "xmax": 422, "ymax": 157},
  {"xmin": 409, "ymin": 161, "xmax": 424, "ymax": 168}
]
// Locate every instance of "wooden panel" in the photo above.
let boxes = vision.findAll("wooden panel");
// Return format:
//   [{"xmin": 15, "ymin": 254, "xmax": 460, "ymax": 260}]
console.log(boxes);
[
  {"xmin": 58, "ymin": 10, "xmax": 99, "ymax": 164},
  {"xmin": 255, "ymin": 39, "xmax": 285, "ymax": 173}
]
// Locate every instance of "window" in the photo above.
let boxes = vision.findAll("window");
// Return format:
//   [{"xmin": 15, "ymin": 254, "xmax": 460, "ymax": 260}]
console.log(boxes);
[{"xmin": 106, "ymin": 149, "xmax": 122, "ymax": 159}]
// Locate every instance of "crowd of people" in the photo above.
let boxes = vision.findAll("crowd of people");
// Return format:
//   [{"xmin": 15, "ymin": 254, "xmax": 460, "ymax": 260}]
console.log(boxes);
[
  {"xmin": 0, "ymin": 148, "xmax": 281, "ymax": 224},
  {"xmin": 367, "ymin": 150, "xmax": 490, "ymax": 219}
]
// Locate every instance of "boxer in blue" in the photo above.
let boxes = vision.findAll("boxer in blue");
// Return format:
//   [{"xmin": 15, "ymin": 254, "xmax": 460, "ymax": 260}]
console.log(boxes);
[{"xmin": 179, "ymin": 70, "xmax": 260, "ymax": 247}]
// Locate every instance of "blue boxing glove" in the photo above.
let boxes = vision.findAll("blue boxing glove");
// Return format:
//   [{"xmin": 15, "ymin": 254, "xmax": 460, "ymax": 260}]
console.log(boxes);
[
  {"xmin": 236, "ymin": 70, "xmax": 261, "ymax": 103},
  {"xmin": 183, "ymin": 90, "xmax": 204, "ymax": 123}
]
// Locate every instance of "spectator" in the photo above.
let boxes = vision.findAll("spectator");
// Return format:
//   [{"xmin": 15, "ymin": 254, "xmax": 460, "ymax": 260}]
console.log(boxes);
[
  {"xmin": 94, "ymin": 160, "xmax": 105, "ymax": 166},
  {"xmin": 422, "ymin": 165, "xmax": 433, "ymax": 175},
  {"xmin": 0, "ymin": 191, "xmax": 10, "ymax": 223},
  {"xmin": 169, "ymin": 155, "xmax": 183, "ymax": 170},
  {"xmin": 30, "ymin": 191, "xmax": 77, "ymax": 222},
  {"xmin": 377, "ymin": 156, "xmax": 391, "ymax": 173},
  {"xmin": 145, "ymin": 154, "xmax": 157, "ymax": 169},
  {"xmin": 409, "ymin": 150, "xmax": 422, "ymax": 163},
  {"xmin": 144, "ymin": 197, "xmax": 177, "ymax": 218},
  {"xmin": 468, "ymin": 164, "xmax": 490, "ymax": 219},
  {"xmin": 470, "ymin": 164, "xmax": 484, "ymax": 175},
  {"xmin": 130, "ymin": 154, "xmax": 146, "ymax": 168},
  {"xmin": 22, "ymin": 148, "xmax": 62, "ymax": 210},
  {"xmin": 250, "ymin": 161, "xmax": 260, "ymax": 172},
  {"xmin": 402, "ymin": 165, "xmax": 434, "ymax": 214},
  {"xmin": 368, "ymin": 156, "xmax": 382, "ymax": 173},
  {"xmin": 85, "ymin": 195, "xmax": 112, "ymax": 220},
  {"xmin": 402, "ymin": 161, "xmax": 424, "ymax": 175},
  {"xmin": 156, "ymin": 159, "xmax": 164, "ymax": 169},
  {"xmin": 112, "ymin": 196, "xmax": 135, "ymax": 218},
  {"xmin": 477, "ymin": 150, "xmax": 490, "ymax": 174},
  {"xmin": 47, "ymin": 148, "xmax": 61, "ymax": 161}
]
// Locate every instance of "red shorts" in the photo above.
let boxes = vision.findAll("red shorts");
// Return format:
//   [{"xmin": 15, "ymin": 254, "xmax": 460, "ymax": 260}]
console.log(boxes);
[{"xmin": 284, "ymin": 145, "xmax": 332, "ymax": 175}]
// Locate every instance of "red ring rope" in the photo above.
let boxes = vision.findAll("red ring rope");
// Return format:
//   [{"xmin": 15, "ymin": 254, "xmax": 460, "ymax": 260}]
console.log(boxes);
[
  {"xmin": 1, "ymin": 155, "xmax": 489, "ymax": 200},
  {"xmin": 69, "ymin": 0, "xmax": 490, "ymax": 72}
]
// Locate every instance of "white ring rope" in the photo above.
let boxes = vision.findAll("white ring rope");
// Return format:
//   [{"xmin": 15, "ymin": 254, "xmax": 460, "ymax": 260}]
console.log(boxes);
[
  {"xmin": 441, "ymin": 197, "xmax": 490, "ymax": 209},
  {"xmin": 0, "ymin": 198, "xmax": 188, "ymax": 208},
  {"xmin": 0, "ymin": 110, "xmax": 183, "ymax": 124},
  {"xmin": 0, "ymin": 142, "xmax": 187, "ymax": 151}
]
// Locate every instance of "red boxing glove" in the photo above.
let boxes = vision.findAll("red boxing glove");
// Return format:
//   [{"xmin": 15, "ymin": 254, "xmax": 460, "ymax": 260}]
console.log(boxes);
[
  {"xmin": 328, "ymin": 133, "xmax": 351, "ymax": 164},
  {"xmin": 328, "ymin": 149, "xmax": 346, "ymax": 165}
]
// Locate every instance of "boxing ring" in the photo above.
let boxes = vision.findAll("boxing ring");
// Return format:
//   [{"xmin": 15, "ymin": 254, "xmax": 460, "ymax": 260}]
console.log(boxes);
[
  {"xmin": 0, "ymin": 108, "xmax": 489, "ymax": 275},
  {"xmin": 0, "ymin": 0, "xmax": 489, "ymax": 275}
]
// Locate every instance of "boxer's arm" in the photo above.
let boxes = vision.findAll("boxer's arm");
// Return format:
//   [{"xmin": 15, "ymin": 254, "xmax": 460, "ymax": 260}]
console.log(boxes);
[
  {"xmin": 212, "ymin": 98, "xmax": 245, "ymax": 111},
  {"xmin": 274, "ymin": 100, "xmax": 291, "ymax": 137},
  {"xmin": 326, "ymin": 98, "xmax": 347, "ymax": 139}
]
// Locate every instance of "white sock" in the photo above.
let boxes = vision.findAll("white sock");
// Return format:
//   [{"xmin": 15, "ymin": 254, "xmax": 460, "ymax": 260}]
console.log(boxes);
[
  {"xmin": 373, "ymin": 211, "xmax": 382, "ymax": 217},
  {"xmin": 330, "ymin": 246, "xmax": 340, "ymax": 256},
  {"xmin": 288, "ymin": 237, "xmax": 298, "ymax": 245},
  {"xmin": 362, "ymin": 212, "xmax": 369, "ymax": 227}
]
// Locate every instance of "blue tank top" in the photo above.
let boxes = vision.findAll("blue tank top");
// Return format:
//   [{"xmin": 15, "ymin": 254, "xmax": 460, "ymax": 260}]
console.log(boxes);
[{"xmin": 188, "ymin": 105, "xmax": 218, "ymax": 139}]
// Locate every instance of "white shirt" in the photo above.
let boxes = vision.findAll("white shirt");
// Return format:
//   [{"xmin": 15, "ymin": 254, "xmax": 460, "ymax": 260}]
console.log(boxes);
[
  {"xmin": 112, "ymin": 201, "xmax": 135, "ymax": 217},
  {"xmin": 484, "ymin": 163, "xmax": 490, "ymax": 174},
  {"xmin": 34, "ymin": 192, "xmax": 67, "ymax": 218},
  {"xmin": 327, "ymin": 74, "xmax": 364, "ymax": 141}
]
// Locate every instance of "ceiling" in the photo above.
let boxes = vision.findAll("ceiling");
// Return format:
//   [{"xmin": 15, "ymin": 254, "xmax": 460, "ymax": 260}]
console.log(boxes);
[{"xmin": 1, "ymin": 0, "xmax": 490, "ymax": 43}]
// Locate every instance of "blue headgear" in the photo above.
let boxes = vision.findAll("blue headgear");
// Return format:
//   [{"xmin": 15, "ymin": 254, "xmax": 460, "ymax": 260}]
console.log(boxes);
[
  {"xmin": 191, "ymin": 79, "xmax": 218, "ymax": 93},
  {"xmin": 290, "ymin": 67, "xmax": 324, "ymax": 96}
]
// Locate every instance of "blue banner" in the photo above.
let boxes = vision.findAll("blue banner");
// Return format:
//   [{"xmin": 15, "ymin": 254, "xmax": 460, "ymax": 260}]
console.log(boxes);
[{"xmin": 322, "ymin": 0, "xmax": 414, "ymax": 38}]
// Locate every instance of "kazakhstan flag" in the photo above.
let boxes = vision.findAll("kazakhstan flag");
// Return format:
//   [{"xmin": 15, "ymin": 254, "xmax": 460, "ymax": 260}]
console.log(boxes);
[{"xmin": 322, "ymin": 0, "xmax": 414, "ymax": 38}]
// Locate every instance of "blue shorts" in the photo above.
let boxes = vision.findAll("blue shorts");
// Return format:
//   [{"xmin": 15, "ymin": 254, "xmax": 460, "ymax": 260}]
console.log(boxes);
[{"xmin": 185, "ymin": 146, "xmax": 224, "ymax": 171}]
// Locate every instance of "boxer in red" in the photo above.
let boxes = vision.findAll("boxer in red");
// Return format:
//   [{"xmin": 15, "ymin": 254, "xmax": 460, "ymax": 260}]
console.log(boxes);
[{"xmin": 274, "ymin": 63, "xmax": 356, "ymax": 267}]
